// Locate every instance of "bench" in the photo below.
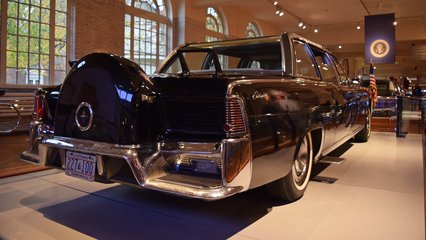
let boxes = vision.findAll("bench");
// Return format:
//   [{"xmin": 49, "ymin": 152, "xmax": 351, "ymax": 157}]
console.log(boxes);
[{"xmin": 0, "ymin": 89, "xmax": 35, "ymax": 134}]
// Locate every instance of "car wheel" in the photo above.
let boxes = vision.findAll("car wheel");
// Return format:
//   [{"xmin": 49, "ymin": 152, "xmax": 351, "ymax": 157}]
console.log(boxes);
[
  {"xmin": 354, "ymin": 107, "xmax": 371, "ymax": 142},
  {"xmin": 267, "ymin": 132, "xmax": 313, "ymax": 202}
]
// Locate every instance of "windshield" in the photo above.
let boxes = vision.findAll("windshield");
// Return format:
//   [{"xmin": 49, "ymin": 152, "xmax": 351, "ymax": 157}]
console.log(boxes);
[{"xmin": 160, "ymin": 40, "xmax": 283, "ymax": 75}]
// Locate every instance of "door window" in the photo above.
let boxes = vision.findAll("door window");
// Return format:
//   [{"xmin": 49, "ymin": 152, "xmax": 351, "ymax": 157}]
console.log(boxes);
[
  {"xmin": 293, "ymin": 40, "xmax": 319, "ymax": 79},
  {"xmin": 329, "ymin": 54, "xmax": 349, "ymax": 83},
  {"xmin": 310, "ymin": 47, "xmax": 338, "ymax": 83}
]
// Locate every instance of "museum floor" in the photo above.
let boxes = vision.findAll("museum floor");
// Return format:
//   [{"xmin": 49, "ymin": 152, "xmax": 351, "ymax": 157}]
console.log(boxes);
[{"xmin": 0, "ymin": 131, "xmax": 424, "ymax": 240}]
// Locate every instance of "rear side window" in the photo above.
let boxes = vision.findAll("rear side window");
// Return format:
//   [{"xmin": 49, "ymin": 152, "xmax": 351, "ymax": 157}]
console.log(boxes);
[
  {"xmin": 293, "ymin": 40, "xmax": 318, "ymax": 78},
  {"xmin": 329, "ymin": 54, "xmax": 349, "ymax": 83},
  {"xmin": 310, "ymin": 47, "xmax": 338, "ymax": 83}
]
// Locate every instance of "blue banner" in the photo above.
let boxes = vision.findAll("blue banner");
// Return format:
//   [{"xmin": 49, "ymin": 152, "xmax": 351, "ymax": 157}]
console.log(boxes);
[{"xmin": 365, "ymin": 13, "xmax": 395, "ymax": 64}]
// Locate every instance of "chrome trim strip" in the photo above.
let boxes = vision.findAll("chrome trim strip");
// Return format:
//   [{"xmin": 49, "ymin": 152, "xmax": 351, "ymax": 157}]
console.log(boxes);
[
  {"xmin": 321, "ymin": 127, "xmax": 363, "ymax": 156},
  {"xmin": 280, "ymin": 33, "xmax": 287, "ymax": 73},
  {"xmin": 226, "ymin": 79, "xmax": 285, "ymax": 95}
]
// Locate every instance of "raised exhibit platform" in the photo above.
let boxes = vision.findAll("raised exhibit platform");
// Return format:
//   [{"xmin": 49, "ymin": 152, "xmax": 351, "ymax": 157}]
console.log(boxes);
[{"xmin": 0, "ymin": 132, "xmax": 423, "ymax": 240}]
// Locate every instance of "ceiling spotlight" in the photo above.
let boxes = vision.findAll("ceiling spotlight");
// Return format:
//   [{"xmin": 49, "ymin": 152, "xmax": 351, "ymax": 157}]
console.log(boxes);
[
  {"xmin": 356, "ymin": 25, "xmax": 361, "ymax": 30},
  {"xmin": 314, "ymin": 29, "xmax": 318, "ymax": 33},
  {"xmin": 338, "ymin": 45, "xmax": 342, "ymax": 49},
  {"xmin": 276, "ymin": 9, "xmax": 280, "ymax": 15},
  {"xmin": 393, "ymin": 21, "xmax": 398, "ymax": 26},
  {"xmin": 279, "ymin": 11, "xmax": 284, "ymax": 16},
  {"xmin": 274, "ymin": 1, "xmax": 278, "ymax": 5},
  {"xmin": 302, "ymin": 25, "xmax": 306, "ymax": 29},
  {"xmin": 298, "ymin": 22, "xmax": 303, "ymax": 27}
]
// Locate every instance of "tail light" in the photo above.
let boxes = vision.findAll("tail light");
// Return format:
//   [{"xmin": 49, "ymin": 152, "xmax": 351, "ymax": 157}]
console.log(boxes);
[
  {"xmin": 33, "ymin": 95, "xmax": 49, "ymax": 121},
  {"xmin": 224, "ymin": 96, "xmax": 250, "ymax": 183},
  {"xmin": 224, "ymin": 97, "xmax": 247, "ymax": 137}
]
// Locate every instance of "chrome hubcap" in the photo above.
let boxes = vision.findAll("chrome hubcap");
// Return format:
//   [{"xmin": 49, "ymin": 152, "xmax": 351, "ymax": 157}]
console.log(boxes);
[{"xmin": 293, "ymin": 137, "xmax": 309, "ymax": 186}]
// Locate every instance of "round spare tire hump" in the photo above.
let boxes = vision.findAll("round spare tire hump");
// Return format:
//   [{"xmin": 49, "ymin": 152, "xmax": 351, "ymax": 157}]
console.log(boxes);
[{"xmin": 54, "ymin": 53, "xmax": 156, "ymax": 144}]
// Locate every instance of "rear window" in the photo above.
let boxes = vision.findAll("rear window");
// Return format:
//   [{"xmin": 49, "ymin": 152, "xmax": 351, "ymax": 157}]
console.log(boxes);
[
  {"xmin": 216, "ymin": 42, "xmax": 282, "ymax": 71},
  {"xmin": 160, "ymin": 41, "xmax": 283, "ymax": 75}
]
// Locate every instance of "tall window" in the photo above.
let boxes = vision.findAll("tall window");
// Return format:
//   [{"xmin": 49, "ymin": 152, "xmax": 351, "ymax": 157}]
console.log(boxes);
[
  {"xmin": 125, "ymin": 0, "xmax": 169, "ymax": 75},
  {"xmin": 2, "ymin": 0, "xmax": 69, "ymax": 85},
  {"xmin": 205, "ymin": 7, "xmax": 225, "ymax": 42},
  {"xmin": 246, "ymin": 22, "xmax": 260, "ymax": 38}
]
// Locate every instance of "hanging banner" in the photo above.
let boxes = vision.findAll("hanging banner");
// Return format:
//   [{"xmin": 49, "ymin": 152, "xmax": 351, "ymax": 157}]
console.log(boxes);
[{"xmin": 365, "ymin": 13, "xmax": 395, "ymax": 64}]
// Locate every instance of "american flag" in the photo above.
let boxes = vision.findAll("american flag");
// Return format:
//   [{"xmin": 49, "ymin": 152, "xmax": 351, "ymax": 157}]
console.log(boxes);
[{"xmin": 369, "ymin": 61, "xmax": 378, "ymax": 107}]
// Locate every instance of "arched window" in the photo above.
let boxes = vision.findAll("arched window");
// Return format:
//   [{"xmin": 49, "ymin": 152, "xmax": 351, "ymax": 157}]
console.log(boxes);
[
  {"xmin": 1, "ymin": 0, "xmax": 70, "ymax": 85},
  {"xmin": 246, "ymin": 22, "xmax": 261, "ymax": 38},
  {"xmin": 205, "ymin": 7, "xmax": 225, "ymax": 42},
  {"xmin": 125, "ymin": 0, "xmax": 170, "ymax": 75}
]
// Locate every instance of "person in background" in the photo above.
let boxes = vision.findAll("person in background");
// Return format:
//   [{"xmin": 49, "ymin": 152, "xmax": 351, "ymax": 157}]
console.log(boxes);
[
  {"xmin": 403, "ymin": 77, "xmax": 412, "ymax": 96},
  {"xmin": 403, "ymin": 77, "xmax": 411, "ymax": 90},
  {"xmin": 413, "ymin": 82, "xmax": 423, "ymax": 97}
]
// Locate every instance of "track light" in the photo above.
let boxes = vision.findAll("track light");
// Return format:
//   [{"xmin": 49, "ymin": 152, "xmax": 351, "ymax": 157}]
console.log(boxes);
[
  {"xmin": 357, "ymin": 25, "xmax": 361, "ymax": 30},
  {"xmin": 314, "ymin": 29, "xmax": 318, "ymax": 33},
  {"xmin": 298, "ymin": 22, "xmax": 303, "ymax": 27},
  {"xmin": 275, "ymin": 9, "xmax": 280, "ymax": 15},
  {"xmin": 274, "ymin": 1, "xmax": 278, "ymax": 5},
  {"xmin": 279, "ymin": 11, "xmax": 284, "ymax": 16},
  {"xmin": 302, "ymin": 25, "xmax": 306, "ymax": 29}
]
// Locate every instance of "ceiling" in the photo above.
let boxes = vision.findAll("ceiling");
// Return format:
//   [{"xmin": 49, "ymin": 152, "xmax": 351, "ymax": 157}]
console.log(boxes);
[
  {"xmin": 194, "ymin": 0, "xmax": 426, "ymax": 77},
  {"xmin": 194, "ymin": 0, "xmax": 426, "ymax": 44}
]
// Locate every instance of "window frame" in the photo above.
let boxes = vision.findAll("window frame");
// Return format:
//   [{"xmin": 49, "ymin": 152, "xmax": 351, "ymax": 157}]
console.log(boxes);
[
  {"xmin": 292, "ymin": 39, "xmax": 320, "ymax": 80},
  {"xmin": 0, "ymin": 0, "xmax": 72, "ymax": 86},
  {"xmin": 246, "ymin": 22, "xmax": 260, "ymax": 38},
  {"xmin": 124, "ymin": 0, "xmax": 170, "ymax": 75},
  {"xmin": 328, "ymin": 53, "xmax": 350, "ymax": 84},
  {"xmin": 205, "ymin": 7, "xmax": 225, "ymax": 42},
  {"xmin": 310, "ymin": 46, "xmax": 340, "ymax": 84}
]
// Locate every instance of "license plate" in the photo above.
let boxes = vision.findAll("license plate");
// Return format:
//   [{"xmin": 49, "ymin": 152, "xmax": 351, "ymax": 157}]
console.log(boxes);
[{"xmin": 65, "ymin": 151, "xmax": 96, "ymax": 181}]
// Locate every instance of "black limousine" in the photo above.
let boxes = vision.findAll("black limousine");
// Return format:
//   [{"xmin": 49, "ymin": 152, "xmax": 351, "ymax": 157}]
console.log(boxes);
[{"xmin": 21, "ymin": 33, "xmax": 371, "ymax": 202}]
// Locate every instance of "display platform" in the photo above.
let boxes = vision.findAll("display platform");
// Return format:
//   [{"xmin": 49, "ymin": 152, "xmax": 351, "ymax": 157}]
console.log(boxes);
[{"xmin": 0, "ymin": 132, "xmax": 423, "ymax": 240}]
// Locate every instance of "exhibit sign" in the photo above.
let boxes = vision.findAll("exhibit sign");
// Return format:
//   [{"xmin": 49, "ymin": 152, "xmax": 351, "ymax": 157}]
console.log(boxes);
[{"xmin": 365, "ymin": 13, "xmax": 395, "ymax": 64}]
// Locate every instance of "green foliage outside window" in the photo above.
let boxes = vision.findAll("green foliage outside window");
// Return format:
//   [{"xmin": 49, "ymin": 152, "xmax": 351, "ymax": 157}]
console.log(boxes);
[{"xmin": 4, "ymin": 0, "xmax": 68, "ymax": 85}]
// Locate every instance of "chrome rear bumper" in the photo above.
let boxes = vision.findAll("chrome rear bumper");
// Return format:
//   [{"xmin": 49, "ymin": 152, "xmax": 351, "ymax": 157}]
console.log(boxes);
[{"xmin": 37, "ymin": 136, "xmax": 252, "ymax": 200}]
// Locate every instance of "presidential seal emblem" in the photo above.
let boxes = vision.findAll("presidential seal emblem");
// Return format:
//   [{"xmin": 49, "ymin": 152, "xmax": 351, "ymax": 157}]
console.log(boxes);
[
  {"xmin": 370, "ymin": 39, "xmax": 390, "ymax": 58},
  {"xmin": 75, "ymin": 102, "xmax": 93, "ymax": 131}
]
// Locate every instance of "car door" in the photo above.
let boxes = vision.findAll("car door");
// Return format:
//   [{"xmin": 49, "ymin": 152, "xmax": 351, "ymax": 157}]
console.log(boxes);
[
  {"xmin": 308, "ymin": 46, "xmax": 356, "ymax": 144},
  {"xmin": 292, "ymin": 40, "xmax": 336, "ymax": 150},
  {"xmin": 329, "ymin": 53, "xmax": 365, "ymax": 132}
]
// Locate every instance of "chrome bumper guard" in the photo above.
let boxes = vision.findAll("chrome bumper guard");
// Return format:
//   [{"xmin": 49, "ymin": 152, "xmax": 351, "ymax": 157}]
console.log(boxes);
[
  {"xmin": 37, "ymin": 136, "xmax": 252, "ymax": 200},
  {"xmin": 20, "ymin": 121, "xmax": 53, "ymax": 164}
]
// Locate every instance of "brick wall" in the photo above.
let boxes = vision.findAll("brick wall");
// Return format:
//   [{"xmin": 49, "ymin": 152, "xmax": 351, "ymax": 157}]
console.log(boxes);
[
  {"xmin": 75, "ymin": 0, "xmax": 125, "ymax": 58},
  {"xmin": 73, "ymin": 0, "xmax": 281, "ymax": 59}
]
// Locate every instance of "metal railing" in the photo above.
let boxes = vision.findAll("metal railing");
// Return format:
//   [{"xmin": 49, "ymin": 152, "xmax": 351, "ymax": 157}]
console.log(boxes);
[
  {"xmin": 0, "ymin": 89, "xmax": 35, "ymax": 134},
  {"xmin": 0, "ymin": 102, "xmax": 22, "ymax": 134}
]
